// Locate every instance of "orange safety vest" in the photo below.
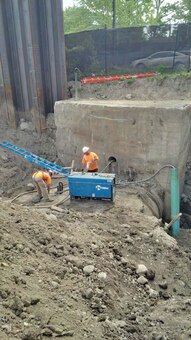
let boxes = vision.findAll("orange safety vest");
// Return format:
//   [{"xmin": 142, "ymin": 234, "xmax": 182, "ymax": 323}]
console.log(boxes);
[
  {"xmin": 82, "ymin": 152, "xmax": 99, "ymax": 171},
  {"xmin": 32, "ymin": 171, "xmax": 51, "ymax": 185}
]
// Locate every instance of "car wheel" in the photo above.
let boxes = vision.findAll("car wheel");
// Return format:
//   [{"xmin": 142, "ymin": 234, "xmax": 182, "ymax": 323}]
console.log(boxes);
[
  {"xmin": 136, "ymin": 63, "xmax": 146, "ymax": 72},
  {"xmin": 174, "ymin": 62, "xmax": 186, "ymax": 71}
]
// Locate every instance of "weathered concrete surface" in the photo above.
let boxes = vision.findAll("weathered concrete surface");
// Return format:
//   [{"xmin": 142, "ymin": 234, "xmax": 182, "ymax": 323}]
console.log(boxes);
[{"xmin": 54, "ymin": 99, "xmax": 191, "ymax": 218}]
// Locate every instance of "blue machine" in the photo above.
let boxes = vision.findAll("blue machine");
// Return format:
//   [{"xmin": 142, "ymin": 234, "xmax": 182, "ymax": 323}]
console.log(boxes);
[{"xmin": 68, "ymin": 172, "xmax": 116, "ymax": 201}]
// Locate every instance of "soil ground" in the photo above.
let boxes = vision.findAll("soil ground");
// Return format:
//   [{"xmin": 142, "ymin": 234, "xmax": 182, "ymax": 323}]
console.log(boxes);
[{"xmin": 1, "ymin": 75, "xmax": 191, "ymax": 340}]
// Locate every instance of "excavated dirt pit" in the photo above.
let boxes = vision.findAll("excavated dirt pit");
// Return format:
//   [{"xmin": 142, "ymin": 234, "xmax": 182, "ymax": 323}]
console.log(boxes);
[
  {"xmin": 1, "ymin": 77, "xmax": 191, "ymax": 339},
  {"xmin": 1, "ymin": 145, "xmax": 191, "ymax": 340}
]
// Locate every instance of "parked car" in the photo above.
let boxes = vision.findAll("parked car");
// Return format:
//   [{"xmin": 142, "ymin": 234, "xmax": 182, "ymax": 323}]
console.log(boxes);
[{"xmin": 131, "ymin": 51, "xmax": 191, "ymax": 71}]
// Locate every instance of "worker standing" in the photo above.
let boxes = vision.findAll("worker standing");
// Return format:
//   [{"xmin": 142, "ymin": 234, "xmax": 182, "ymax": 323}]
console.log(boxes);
[
  {"xmin": 32, "ymin": 170, "xmax": 53, "ymax": 202},
  {"xmin": 82, "ymin": 146, "xmax": 99, "ymax": 173}
]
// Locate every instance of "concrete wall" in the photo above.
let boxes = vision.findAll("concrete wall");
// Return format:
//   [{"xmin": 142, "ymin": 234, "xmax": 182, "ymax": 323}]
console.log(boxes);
[{"xmin": 54, "ymin": 99, "xmax": 191, "ymax": 218}]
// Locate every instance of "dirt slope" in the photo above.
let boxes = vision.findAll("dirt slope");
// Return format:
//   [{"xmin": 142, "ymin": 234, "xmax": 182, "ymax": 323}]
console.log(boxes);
[
  {"xmin": 1, "ymin": 76, "xmax": 191, "ymax": 339},
  {"xmin": 1, "ymin": 193, "xmax": 191, "ymax": 340}
]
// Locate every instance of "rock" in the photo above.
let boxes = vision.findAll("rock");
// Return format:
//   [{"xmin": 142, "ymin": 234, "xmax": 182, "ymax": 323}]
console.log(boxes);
[
  {"xmin": 1, "ymin": 262, "xmax": 9, "ymax": 267},
  {"xmin": 152, "ymin": 334, "xmax": 167, "ymax": 340},
  {"xmin": 20, "ymin": 312, "xmax": 28, "ymax": 319},
  {"xmin": 61, "ymin": 330, "xmax": 74, "ymax": 336},
  {"xmin": 98, "ymin": 272, "xmax": 107, "ymax": 280},
  {"xmin": 65, "ymin": 255, "xmax": 83, "ymax": 269},
  {"xmin": 48, "ymin": 325, "xmax": 63, "ymax": 334},
  {"xmin": 120, "ymin": 257, "xmax": 128, "ymax": 264},
  {"xmin": 51, "ymin": 281, "xmax": 59, "ymax": 289},
  {"xmin": 20, "ymin": 121, "xmax": 29, "ymax": 130},
  {"xmin": 159, "ymin": 281, "xmax": 168, "ymax": 289},
  {"xmin": 20, "ymin": 121, "xmax": 33, "ymax": 131},
  {"xmin": 22, "ymin": 330, "xmax": 40, "ymax": 340},
  {"xmin": 145, "ymin": 269, "xmax": 155, "ymax": 281},
  {"xmin": 149, "ymin": 288, "xmax": 159, "ymax": 298},
  {"xmin": 153, "ymin": 227, "xmax": 178, "ymax": 249},
  {"xmin": 114, "ymin": 320, "xmax": 126, "ymax": 328},
  {"xmin": 82, "ymin": 288, "xmax": 94, "ymax": 299},
  {"xmin": 136, "ymin": 264, "xmax": 148, "ymax": 275},
  {"xmin": 30, "ymin": 297, "xmax": 40, "ymax": 305},
  {"xmin": 137, "ymin": 276, "xmax": 148, "ymax": 285},
  {"xmin": 24, "ymin": 267, "xmax": 34, "ymax": 275},
  {"xmin": 113, "ymin": 248, "xmax": 122, "ymax": 257},
  {"xmin": 98, "ymin": 315, "xmax": 107, "ymax": 322},
  {"xmin": 57, "ymin": 268, "xmax": 67, "ymax": 279},
  {"xmin": 1, "ymin": 324, "xmax": 12, "ymax": 332},
  {"xmin": 22, "ymin": 298, "xmax": 31, "ymax": 307},
  {"xmin": 125, "ymin": 94, "xmax": 133, "ymax": 100},
  {"xmin": 10, "ymin": 296, "xmax": 24, "ymax": 316},
  {"xmin": 46, "ymin": 213, "xmax": 57, "ymax": 221},
  {"xmin": 16, "ymin": 243, "xmax": 24, "ymax": 251},
  {"xmin": 128, "ymin": 314, "xmax": 136, "ymax": 320},
  {"xmin": 0, "ymin": 289, "xmax": 10, "ymax": 299},
  {"xmin": 26, "ymin": 183, "xmax": 35, "ymax": 191},
  {"xmin": 42, "ymin": 328, "xmax": 53, "ymax": 336},
  {"xmin": 159, "ymin": 291, "xmax": 171, "ymax": 299},
  {"xmin": 83, "ymin": 265, "xmax": 95, "ymax": 275},
  {"xmin": 32, "ymin": 196, "xmax": 41, "ymax": 204},
  {"xmin": 125, "ymin": 235, "xmax": 134, "ymax": 244}
]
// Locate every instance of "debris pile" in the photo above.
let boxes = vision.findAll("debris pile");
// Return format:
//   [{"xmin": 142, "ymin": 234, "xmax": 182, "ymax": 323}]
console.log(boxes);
[{"xmin": 0, "ymin": 195, "xmax": 191, "ymax": 340}]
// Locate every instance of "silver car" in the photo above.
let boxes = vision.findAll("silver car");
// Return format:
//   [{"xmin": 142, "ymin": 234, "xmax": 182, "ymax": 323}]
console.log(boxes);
[{"xmin": 131, "ymin": 51, "xmax": 191, "ymax": 71}]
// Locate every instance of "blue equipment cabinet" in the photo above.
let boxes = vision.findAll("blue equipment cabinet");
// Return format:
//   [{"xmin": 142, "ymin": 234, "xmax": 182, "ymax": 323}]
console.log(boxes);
[{"xmin": 68, "ymin": 172, "xmax": 116, "ymax": 201}]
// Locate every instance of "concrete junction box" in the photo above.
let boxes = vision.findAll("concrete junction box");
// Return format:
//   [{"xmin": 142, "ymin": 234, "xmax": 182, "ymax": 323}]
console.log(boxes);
[{"xmin": 54, "ymin": 99, "xmax": 191, "ymax": 217}]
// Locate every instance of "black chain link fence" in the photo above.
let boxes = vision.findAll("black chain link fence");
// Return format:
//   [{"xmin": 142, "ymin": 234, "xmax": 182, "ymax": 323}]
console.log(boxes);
[{"xmin": 65, "ymin": 23, "xmax": 191, "ymax": 80}]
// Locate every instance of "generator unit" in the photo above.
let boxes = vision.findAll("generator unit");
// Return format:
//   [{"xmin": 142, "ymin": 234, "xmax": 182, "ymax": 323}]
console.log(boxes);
[{"xmin": 68, "ymin": 172, "xmax": 116, "ymax": 201}]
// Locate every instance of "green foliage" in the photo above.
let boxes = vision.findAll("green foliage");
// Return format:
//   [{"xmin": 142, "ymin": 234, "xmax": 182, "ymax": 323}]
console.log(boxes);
[
  {"xmin": 182, "ymin": 0, "xmax": 191, "ymax": 21},
  {"xmin": 64, "ymin": 0, "xmax": 185, "ymax": 34},
  {"xmin": 126, "ymin": 78, "xmax": 135, "ymax": 85},
  {"xmin": 64, "ymin": 6, "xmax": 96, "ymax": 33},
  {"xmin": 156, "ymin": 65, "xmax": 172, "ymax": 74}
]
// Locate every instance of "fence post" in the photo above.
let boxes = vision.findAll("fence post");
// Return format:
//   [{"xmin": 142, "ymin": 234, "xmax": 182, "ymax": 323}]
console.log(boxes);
[
  {"xmin": 104, "ymin": 24, "xmax": 108, "ymax": 75},
  {"xmin": 172, "ymin": 24, "xmax": 179, "ymax": 71}
]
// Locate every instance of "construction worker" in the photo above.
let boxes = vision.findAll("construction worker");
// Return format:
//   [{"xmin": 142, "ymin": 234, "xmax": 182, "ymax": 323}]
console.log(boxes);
[
  {"xmin": 82, "ymin": 146, "xmax": 99, "ymax": 173},
  {"xmin": 32, "ymin": 169, "xmax": 53, "ymax": 202}
]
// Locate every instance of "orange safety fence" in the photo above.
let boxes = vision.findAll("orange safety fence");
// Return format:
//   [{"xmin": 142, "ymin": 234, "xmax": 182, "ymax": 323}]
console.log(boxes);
[{"xmin": 80, "ymin": 72, "xmax": 157, "ymax": 84}]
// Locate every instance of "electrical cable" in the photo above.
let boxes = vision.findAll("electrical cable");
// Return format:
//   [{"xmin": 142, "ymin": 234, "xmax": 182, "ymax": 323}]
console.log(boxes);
[{"xmin": 116, "ymin": 164, "xmax": 175, "ymax": 186}]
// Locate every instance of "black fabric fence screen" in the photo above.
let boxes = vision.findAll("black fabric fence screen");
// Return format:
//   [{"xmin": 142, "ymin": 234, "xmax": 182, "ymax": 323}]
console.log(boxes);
[{"xmin": 65, "ymin": 23, "xmax": 191, "ymax": 80}]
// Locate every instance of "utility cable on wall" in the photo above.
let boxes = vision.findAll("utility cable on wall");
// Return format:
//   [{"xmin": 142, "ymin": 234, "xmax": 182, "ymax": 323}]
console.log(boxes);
[{"xmin": 116, "ymin": 164, "xmax": 176, "ymax": 186}]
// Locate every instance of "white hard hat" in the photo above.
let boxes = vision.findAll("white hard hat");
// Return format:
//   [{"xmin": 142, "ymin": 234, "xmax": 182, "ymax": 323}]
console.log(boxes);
[
  {"xmin": 82, "ymin": 146, "xmax": 89, "ymax": 153},
  {"xmin": 48, "ymin": 169, "xmax": 53, "ymax": 175}
]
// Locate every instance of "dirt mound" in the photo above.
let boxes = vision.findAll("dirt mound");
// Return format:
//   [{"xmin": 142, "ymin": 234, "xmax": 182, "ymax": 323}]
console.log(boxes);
[
  {"xmin": 71, "ymin": 74, "xmax": 191, "ymax": 101},
  {"xmin": 0, "ymin": 195, "xmax": 191, "ymax": 340}
]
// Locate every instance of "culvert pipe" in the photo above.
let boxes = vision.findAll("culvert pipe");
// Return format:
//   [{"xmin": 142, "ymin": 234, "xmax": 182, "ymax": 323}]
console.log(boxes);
[
  {"xmin": 170, "ymin": 167, "xmax": 180, "ymax": 237},
  {"xmin": 100, "ymin": 156, "xmax": 117, "ymax": 173},
  {"xmin": 116, "ymin": 164, "xmax": 180, "ymax": 237}
]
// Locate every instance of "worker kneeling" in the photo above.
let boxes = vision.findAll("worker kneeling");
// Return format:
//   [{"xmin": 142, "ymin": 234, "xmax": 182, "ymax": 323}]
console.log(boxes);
[{"xmin": 32, "ymin": 170, "xmax": 53, "ymax": 203}]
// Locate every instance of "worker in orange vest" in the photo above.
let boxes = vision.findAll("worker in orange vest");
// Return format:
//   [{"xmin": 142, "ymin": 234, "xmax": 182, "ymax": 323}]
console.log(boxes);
[
  {"xmin": 32, "ymin": 170, "xmax": 53, "ymax": 202},
  {"xmin": 82, "ymin": 146, "xmax": 99, "ymax": 173}
]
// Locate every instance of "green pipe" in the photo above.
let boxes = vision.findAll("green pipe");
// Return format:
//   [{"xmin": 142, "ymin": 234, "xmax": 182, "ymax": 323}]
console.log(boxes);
[{"xmin": 170, "ymin": 167, "xmax": 180, "ymax": 237}]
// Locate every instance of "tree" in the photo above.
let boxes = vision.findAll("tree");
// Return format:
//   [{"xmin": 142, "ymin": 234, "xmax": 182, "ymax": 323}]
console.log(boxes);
[
  {"xmin": 181, "ymin": 0, "xmax": 191, "ymax": 21},
  {"xmin": 64, "ymin": 6, "xmax": 96, "ymax": 34},
  {"xmin": 64, "ymin": 0, "xmax": 186, "ymax": 34}
]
